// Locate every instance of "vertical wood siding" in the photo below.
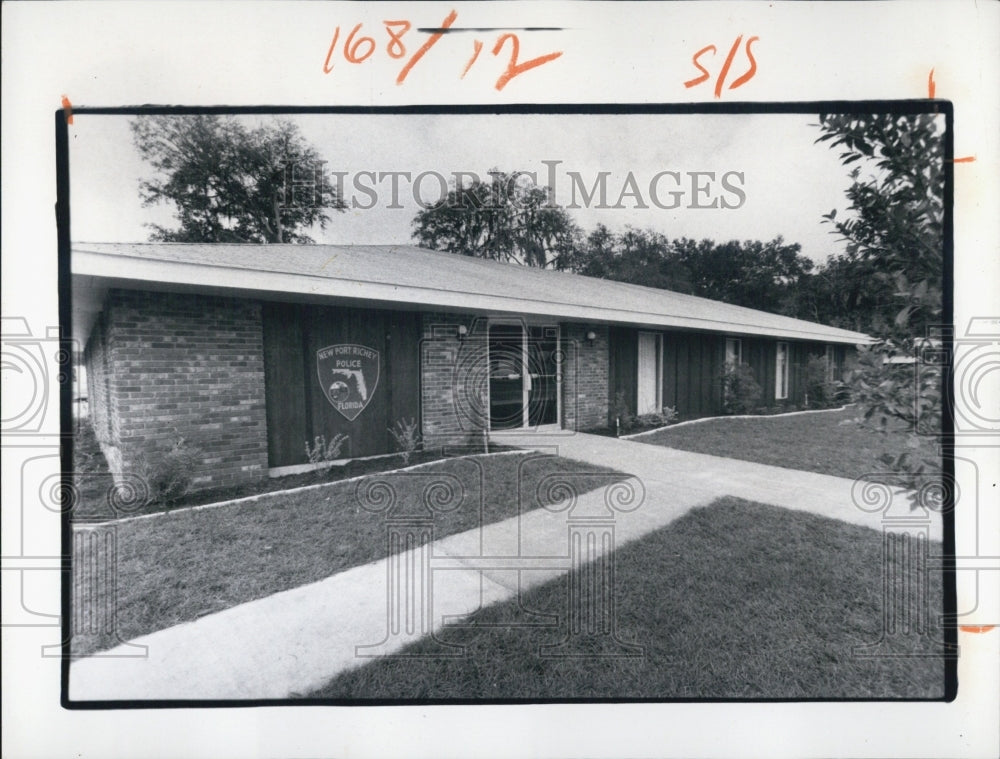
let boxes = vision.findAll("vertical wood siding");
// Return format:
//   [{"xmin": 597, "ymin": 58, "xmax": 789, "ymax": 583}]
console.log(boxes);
[
  {"xmin": 262, "ymin": 302, "xmax": 421, "ymax": 467},
  {"xmin": 608, "ymin": 326, "xmax": 853, "ymax": 423},
  {"xmin": 607, "ymin": 326, "xmax": 637, "ymax": 425}
]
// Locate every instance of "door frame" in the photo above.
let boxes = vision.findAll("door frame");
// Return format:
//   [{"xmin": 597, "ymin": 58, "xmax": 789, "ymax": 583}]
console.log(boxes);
[{"xmin": 486, "ymin": 318, "xmax": 562, "ymax": 431}]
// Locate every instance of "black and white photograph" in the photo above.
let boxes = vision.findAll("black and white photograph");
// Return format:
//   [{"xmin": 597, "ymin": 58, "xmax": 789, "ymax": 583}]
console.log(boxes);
[
  {"xmin": 3, "ymin": 2, "xmax": 998, "ymax": 757},
  {"xmin": 65, "ymin": 107, "xmax": 952, "ymax": 702}
]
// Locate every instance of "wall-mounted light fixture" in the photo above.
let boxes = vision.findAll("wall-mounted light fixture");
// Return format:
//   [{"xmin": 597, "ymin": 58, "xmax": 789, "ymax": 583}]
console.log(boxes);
[
  {"xmin": 457, "ymin": 324, "xmax": 469, "ymax": 340},
  {"xmin": 586, "ymin": 330, "xmax": 597, "ymax": 343}
]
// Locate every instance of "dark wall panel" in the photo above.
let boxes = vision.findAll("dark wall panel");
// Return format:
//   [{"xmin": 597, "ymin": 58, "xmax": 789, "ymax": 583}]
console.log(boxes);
[
  {"xmin": 609, "ymin": 329, "xmax": 853, "ymax": 423},
  {"xmin": 262, "ymin": 302, "xmax": 308, "ymax": 467},
  {"xmin": 742, "ymin": 337, "xmax": 770, "ymax": 408},
  {"xmin": 699, "ymin": 335, "xmax": 722, "ymax": 414},
  {"xmin": 387, "ymin": 311, "xmax": 422, "ymax": 427},
  {"xmin": 262, "ymin": 303, "xmax": 421, "ymax": 466},
  {"xmin": 676, "ymin": 334, "xmax": 693, "ymax": 415},
  {"xmin": 661, "ymin": 333, "xmax": 678, "ymax": 410},
  {"xmin": 306, "ymin": 305, "xmax": 391, "ymax": 459},
  {"xmin": 608, "ymin": 326, "xmax": 637, "ymax": 425}
]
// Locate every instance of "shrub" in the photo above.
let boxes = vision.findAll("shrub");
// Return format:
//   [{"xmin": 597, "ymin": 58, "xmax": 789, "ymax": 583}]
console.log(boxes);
[
  {"xmin": 803, "ymin": 355, "xmax": 840, "ymax": 409},
  {"xmin": 133, "ymin": 436, "xmax": 202, "ymax": 505},
  {"xmin": 611, "ymin": 390, "xmax": 636, "ymax": 433},
  {"xmin": 850, "ymin": 339, "xmax": 943, "ymax": 508},
  {"xmin": 388, "ymin": 417, "xmax": 422, "ymax": 465},
  {"xmin": 636, "ymin": 406, "xmax": 679, "ymax": 428},
  {"xmin": 720, "ymin": 362, "xmax": 762, "ymax": 415},
  {"xmin": 833, "ymin": 381, "xmax": 853, "ymax": 404},
  {"xmin": 305, "ymin": 433, "xmax": 349, "ymax": 465}
]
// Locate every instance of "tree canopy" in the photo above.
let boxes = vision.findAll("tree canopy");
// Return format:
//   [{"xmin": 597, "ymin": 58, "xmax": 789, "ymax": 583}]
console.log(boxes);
[
  {"xmin": 131, "ymin": 115, "xmax": 346, "ymax": 243},
  {"xmin": 813, "ymin": 112, "xmax": 945, "ymax": 339},
  {"xmin": 411, "ymin": 170, "xmax": 581, "ymax": 268},
  {"xmin": 567, "ymin": 225, "xmax": 813, "ymax": 316}
]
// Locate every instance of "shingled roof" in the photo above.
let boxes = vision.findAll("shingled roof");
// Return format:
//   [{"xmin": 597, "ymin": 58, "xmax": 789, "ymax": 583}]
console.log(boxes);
[{"xmin": 71, "ymin": 243, "xmax": 872, "ymax": 345}]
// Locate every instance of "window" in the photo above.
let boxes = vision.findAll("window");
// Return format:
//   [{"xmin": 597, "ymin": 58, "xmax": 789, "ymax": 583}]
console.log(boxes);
[
  {"xmin": 725, "ymin": 338, "xmax": 742, "ymax": 368},
  {"xmin": 775, "ymin": 342, "xmax": 789, "ymax": 400},
  {"xmin": 637, "ymin": 332, "xmax": 662, "ymax": 415},
  {"xmin": 825, "ymin": 345, "xmax": 835, "ymax": 382}
]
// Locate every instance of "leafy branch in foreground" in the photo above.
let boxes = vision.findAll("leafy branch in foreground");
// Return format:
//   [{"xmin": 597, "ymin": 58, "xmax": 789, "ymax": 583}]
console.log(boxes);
[{"xmin": 816, "ymin": 113, "xmax": 946, "ymax": 507}]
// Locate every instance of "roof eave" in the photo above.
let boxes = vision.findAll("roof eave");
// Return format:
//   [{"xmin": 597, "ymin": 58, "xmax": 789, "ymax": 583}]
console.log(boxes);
[{"xmin": 71, "ymin": 248, "xmax": 874, "ymax": 346}]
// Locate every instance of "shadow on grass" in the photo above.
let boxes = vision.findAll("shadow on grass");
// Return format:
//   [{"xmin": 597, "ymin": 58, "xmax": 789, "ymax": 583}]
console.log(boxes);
[{"xmin": 307, "ymin": 497, "xmax": 946, "ymax": 700}]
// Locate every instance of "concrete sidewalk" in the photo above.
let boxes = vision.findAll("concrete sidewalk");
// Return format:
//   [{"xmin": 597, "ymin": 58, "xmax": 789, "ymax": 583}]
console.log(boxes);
[
  {"xmin": 490, "ymin": 430, "xmax": 940, "ymax": 540},
  {"xmin": 69, "ymin": 434, "xmax": 936, "ymax": 701}
]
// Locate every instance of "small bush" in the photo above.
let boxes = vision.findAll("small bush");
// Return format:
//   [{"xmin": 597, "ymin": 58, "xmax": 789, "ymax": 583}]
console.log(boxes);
[
  {"xmin": 833, "ymin": 381, "xmax": 853, "ymax": 404},
  {"xmin": 612, "ymin": 390, "xmax": 636, "ymax": 433},
  {"xmin": 803, "ymin": 355, "xmax": 840, "ymax": 409},
  {"xmin": 721, "ymin": 363, "xmax": 762, "ymax": 415},
  {"xmin": 305, "ymin": 433, "xmax": 349, "ymax": 465},
  {"xmin": 636, "ymin": 406, "xmax": 679, "ymax": 429},
  {"xmin": 388, "ymin": 417, "xmax": 422, "ymax": 465},
  {"xmin": 133, "ymin": 436, "xmax": 202, "ymax": 505}
]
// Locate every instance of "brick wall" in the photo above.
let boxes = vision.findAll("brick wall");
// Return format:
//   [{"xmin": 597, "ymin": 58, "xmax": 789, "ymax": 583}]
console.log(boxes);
[
  {"xmin": 84, "ymin": 309, "xmax": 124, "ymax": 474},
  {"xmin": 561, "ymin": 323, "xmax": 609, "ymax": 430},
  {"xmin": 419, "ymin": 315, "xmax": 611, "ymax": 442},
  {"xmin": 420, "ymin": 312, "xmax": 487, "ymax": 449},
  {"xmin": 95, "ymin": 289, "xmax": 268, "ymax": 492},
  {"xmin": 84, "ymin": 297, "xmax": 617, "ymax": 491}
]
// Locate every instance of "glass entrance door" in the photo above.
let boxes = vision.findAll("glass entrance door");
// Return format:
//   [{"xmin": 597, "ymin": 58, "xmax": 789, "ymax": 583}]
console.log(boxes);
[
  {"xmin": 488, "ymin": 322, "xmax": 560, "ymax": 430},
  {"xmin": 488, "ymin": 323, "xmax": 525, "ymax": 430},
  {"xmin": 526, "ymin": 325, "xmax": 559, "ymax": 427}
]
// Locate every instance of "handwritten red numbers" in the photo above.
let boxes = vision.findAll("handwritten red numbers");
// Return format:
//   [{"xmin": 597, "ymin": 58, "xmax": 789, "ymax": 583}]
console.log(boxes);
[
  {"xmin": 492, "ymin": 33, "xmax": 563, "ymax": 91},
  {"xmin": 323, "ymin": 9, "xmax": 563, "ymax": 91},
  {"xmin": 384, "ymin": 20, "xmax": 411, "ymax": 58},
  {"xmin": 324, "ymin": 22, "xmax": 396, "ymax": 72},
  {"xmin": 344, "ymin": 24, "xmax": 376, "ymax": 64},
  {"xmin": 685, "ymin": 35, "xmax": 759, "ymax": 97}
]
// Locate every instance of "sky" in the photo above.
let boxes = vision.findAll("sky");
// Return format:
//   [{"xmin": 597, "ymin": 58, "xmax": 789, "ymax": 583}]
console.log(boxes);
[{"xmin": 68, "ymin": 111, "xmax": 865, "ymax": 265}]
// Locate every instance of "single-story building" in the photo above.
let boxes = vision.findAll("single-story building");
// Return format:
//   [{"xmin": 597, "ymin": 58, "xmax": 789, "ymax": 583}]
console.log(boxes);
[{"xmin": 72, "ymin": 243, "xmax": 871, "ymax": 492}]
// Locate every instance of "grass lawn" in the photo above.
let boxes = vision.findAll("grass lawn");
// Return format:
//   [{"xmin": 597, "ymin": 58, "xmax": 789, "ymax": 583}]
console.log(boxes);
[
  {"xmin": 634, "ymin": 406, "xmax": 941, "ymax": 480},
  {"xmin": 71, "ymin": 420, "xmax": 517, "ymax": 521},
  {"xmin": 71, "ymin": 452, "xmax": 626, "ymax": 658},
  {"xmin": 308, "ymin": 497, "xmax": 946, "ymax": 700}
]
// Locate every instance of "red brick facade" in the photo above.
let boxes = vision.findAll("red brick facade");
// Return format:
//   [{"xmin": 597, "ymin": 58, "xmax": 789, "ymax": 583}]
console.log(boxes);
[
  {"xmin": 85, "ymin": 297, "xmax": 618, "ymax": 492},
  {"xmin": 419, "ymin": 313, "xmax": 488, "ymax": 449},
  {"xmin": 418, "ymin": 316, "xmax": 613, "ymax": 445},
  {"xmin": 560, "ymin": 323, "xmax": 610, "ymax": 431},
  {"xmin": 84, "ymin": 289, "xmax": 268, "ymax": 491},
  {"xmin": 86, "ymin": 288, "xmax": 845, "ymax": 495}
]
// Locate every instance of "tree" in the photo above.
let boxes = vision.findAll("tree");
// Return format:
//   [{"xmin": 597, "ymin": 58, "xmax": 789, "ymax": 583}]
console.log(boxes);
[
  {"xmin": 815, "ymin": 112, "xmax": 946, "ymax": 506},
  {"xmin": 795, "ymin": 252, "xmax": 897, "ymax": 333},
  {"xmin": 411, "ymin": 170, "xmax": 581, "ymax": 268},
  {"xmin": 131, "ymin": 115, "xmax": 346, "ymax": 243},
  {"xmin": 569, "ymin": 225, "xmax": 694, "ymax": 292},
  {"xmin": 815, "ymin": 113, "xmax": 944, "ymax": 339},
  {"xmin": 670, "ymin": 235, "xmax": 814, "ymax": 315},
  {"xmin": 568, "ymin": 227, "xmax": 813, "ymax": 316}
]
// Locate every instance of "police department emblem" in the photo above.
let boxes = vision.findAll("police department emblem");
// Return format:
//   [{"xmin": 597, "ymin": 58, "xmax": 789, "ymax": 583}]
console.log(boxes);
[{"xmin": 316, "ymin": 344, "xmax": 380, "ymax": 421}]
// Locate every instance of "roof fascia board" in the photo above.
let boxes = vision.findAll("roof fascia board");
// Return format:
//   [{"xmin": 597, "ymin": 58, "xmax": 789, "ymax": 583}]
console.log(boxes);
[{"xmin": 72, "ymin": 249, "xmax": 873, "ymax": 345}]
